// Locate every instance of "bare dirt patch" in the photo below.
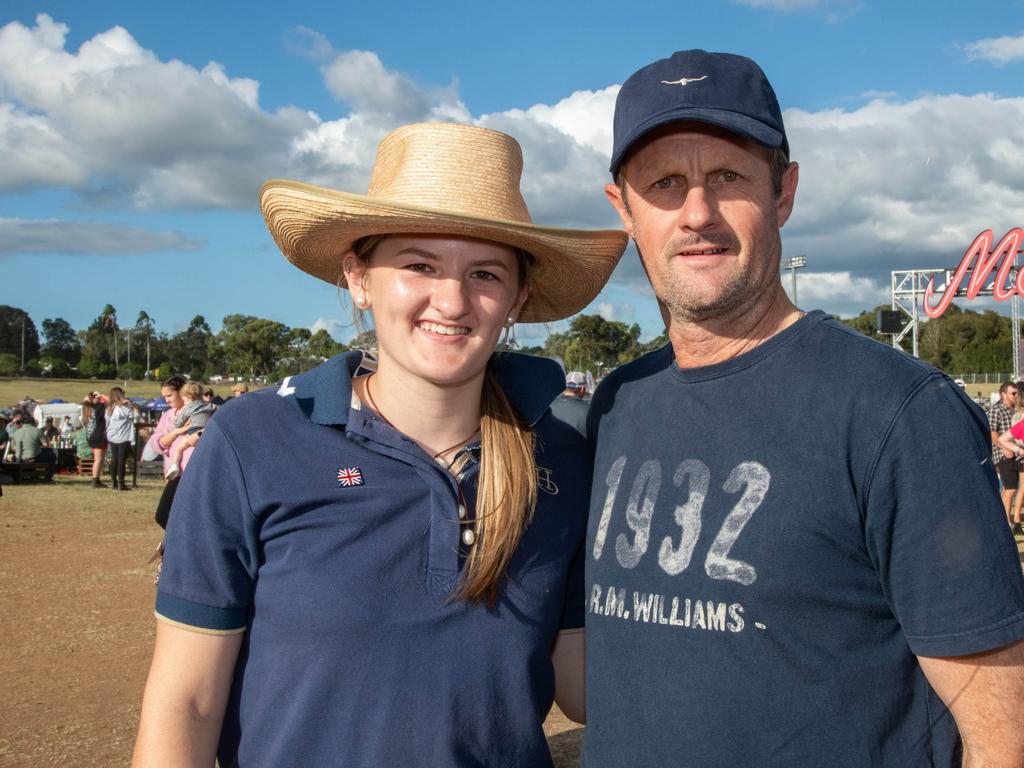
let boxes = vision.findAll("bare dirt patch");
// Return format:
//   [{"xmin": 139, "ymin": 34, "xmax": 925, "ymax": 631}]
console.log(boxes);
[{"xmin": 0, "ymin": 476, "xmax": 581, "ymax": 767}]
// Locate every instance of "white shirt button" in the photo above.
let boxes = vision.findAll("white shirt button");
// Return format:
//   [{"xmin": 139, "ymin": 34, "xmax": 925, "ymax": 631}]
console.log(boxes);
[
  {"xmin": 457, "ymin": 504, "xmax": 467, "ymax": 520},
  {"xmin": 462, "ymin": 528, "xmax": 476, "ymax": 546}
]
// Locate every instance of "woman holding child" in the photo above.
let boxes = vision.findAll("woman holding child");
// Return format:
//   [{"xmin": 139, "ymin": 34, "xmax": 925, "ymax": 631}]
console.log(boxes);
[
  {"xmin": 133, "ymin": 123, "xmax": 626, "ymax": 766},
  {"xmin": 143, "ymin": 375, "xmax": 186, "ymax": 527}
]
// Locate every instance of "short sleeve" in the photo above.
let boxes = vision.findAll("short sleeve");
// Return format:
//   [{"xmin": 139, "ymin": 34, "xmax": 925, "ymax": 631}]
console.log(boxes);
[
  {"xmin": 155, "ymin": 419, "xmax": 260, "ymax": 634},
  {"xmin": 864, "ymin": 375, "xmax": 1024, "ymax": 656},
  {"xmin": 559, "ymin": 535, "xmax": 586, "ymax": 631}
]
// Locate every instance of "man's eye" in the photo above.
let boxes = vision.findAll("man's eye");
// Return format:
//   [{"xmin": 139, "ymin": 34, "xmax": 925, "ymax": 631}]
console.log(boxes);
[
  {"xmin": 716, "ymin": 170, "xmax": 739, "ymax": 183},
  {"xmin": 653, "ymin": 178, "xmax": 675, "ymax": 190}
]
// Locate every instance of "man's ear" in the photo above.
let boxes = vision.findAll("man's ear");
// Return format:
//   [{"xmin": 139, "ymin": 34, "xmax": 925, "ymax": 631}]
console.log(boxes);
[
  {"xmin": 776, "ymin": 162, "xmax": 799, "ymax": 228},
  {"xmin": 605, "ymin": 182, "xmax": 635, "ymax": 238}
]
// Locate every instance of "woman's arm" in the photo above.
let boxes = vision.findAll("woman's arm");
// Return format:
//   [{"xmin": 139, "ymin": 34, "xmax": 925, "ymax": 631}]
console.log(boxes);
[
  {"xmin": 159, "ymin": 421, "xmax": 192, "ymax": 449},
  {"xmin": 551, "ymin": 628, "xmax": 585, "ymax": 724},
  {"xmin": 132, "ymin": 621, "xmax": 243, "ymax": 767}
]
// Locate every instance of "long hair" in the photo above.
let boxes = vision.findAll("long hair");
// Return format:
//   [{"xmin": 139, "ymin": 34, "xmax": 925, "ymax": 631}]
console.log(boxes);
[
  {"xmin": 106, "ymin": 387, "xmax": 127, "ymax": 417},
  {"xmin": 350, "ymin": 235, "xmax": 537, "ymax": 605},
  {"xmin": 81, "ymin": 398, "xmax": 93, "ymax": 427},
  {"xmin": 460, "ymin": 362, "xmax": 537, "ymax": 605}
]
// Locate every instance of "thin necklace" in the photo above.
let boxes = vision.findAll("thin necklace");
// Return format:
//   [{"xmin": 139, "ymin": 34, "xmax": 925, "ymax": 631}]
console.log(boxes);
[{"xmin": 363, "ymin": 373, "xmax": 479, "ymax": 463}]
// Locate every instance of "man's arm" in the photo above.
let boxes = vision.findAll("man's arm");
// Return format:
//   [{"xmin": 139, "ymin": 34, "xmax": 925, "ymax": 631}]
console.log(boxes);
[
  {"xmin": 991, "ymin": 429, "xmax": 1013, "ymax": 460},
  {"xmin": 996, "ymin": 429, "xmax": 1023, "ymax": 459},
  {"xmin": 918, "ymin": 639, "xmax": 1024, "ymax": 767}
]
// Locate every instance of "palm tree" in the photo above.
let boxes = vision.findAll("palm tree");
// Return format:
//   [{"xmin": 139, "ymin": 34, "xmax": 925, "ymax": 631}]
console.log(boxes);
[
  {"xmin": 136, "ymin": 311, "xmax": 155, "ymax": 376},
  {"xmin": 101, "ymin": 304, "xmax": 118, "ymax": 375}
]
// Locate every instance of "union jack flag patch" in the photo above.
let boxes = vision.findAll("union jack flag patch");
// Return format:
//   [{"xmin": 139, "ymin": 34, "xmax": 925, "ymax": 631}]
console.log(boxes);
[{"xmin": 337, "ymin": 467, "xmax": 364, "ymax": 487}]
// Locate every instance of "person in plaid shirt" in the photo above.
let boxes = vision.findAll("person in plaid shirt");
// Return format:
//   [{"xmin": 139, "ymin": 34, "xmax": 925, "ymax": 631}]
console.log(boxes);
[{"xmin": 988, "ymin": 381, "xmax": 1019, "ymax": 526}]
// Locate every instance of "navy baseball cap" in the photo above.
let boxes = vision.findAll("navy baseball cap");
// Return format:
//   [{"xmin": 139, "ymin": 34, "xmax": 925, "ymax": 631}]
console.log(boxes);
[{"xmin": 610, "ymin": 49, "xmax": 789, "ymax": 174}]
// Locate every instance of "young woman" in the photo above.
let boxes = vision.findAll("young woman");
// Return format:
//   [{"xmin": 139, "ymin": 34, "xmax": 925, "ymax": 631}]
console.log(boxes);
[
  {"xmin": 104, "ymin": 387, "xmax": 135, "ymax": 491},
  {"xmin": 133, "ymin": 123, "xmax": 626, "ymax": 767},
  {"xmin": 82, "ymin": 394, "xmax": 107, "ymax": 488},
  {"xmin": 143, "ymin": 375, "xmax": 187, "ymax": 528}
]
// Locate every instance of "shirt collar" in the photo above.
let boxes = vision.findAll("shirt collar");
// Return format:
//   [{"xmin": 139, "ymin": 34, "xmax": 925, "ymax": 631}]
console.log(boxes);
[{"xmin": 279, "ymin": 350, "xmax": 564, "ymax": 428}]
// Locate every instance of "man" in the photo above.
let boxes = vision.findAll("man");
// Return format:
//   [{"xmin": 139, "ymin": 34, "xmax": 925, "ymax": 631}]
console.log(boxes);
[
  {"xmin": 989, "ymin": 381, "xmax": 1021, "ymax": 532},
  {"xmin": 12, "ymin": 416, "xmax": 53, "ymax": 463},
  {"xmin": 585, "ymin": 49, "xmax": 1024, "ymax": 766},
  {"xmin": 551, "ymin": 371, "xmax": 590, "ymax": 436}
]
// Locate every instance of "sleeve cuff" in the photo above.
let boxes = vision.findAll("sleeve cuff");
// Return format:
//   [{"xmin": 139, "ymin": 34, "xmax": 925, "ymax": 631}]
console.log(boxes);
[
  {"xmin": 155, "ymin": 591, "xmax": 248, "ymax": 634},
  {"xmin": 908, "ymin": 612, "xmax": 1024, "ymax": 657}
]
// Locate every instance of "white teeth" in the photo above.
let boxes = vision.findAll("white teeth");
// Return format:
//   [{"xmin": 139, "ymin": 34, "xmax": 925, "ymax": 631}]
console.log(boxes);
[{"xmin": 418, "ymin": 321, "xmax": 469, "ymax": 336}]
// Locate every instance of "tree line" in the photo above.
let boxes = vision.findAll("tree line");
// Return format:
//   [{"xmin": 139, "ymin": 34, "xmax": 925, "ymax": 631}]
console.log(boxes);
[
  {"xmin": 0, "ymin": 304, "xmax": 370, "ymax": 382},
  {"xmin": 0, "ymin": 303, "xmax": 1017, "ymax": 383}
]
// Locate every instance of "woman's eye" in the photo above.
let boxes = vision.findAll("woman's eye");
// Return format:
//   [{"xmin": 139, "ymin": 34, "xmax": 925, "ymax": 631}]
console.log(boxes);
[
  {"xmin": 405, "ymin": 263, "xmax": 433, "ymax": 273},
  {"xmin": 471, "ymin": 270, "xmax": 499, "ymax": 281}
]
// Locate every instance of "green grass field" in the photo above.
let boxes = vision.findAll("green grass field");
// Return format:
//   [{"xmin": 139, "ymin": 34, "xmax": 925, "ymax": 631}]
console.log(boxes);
[
  {"xmin": 2, "ymin": 376, "xmax": 1002, "ymax": 412},
  {"xmin": 0, "ymin": 378, "xmax": 240, "ymax": 408}
]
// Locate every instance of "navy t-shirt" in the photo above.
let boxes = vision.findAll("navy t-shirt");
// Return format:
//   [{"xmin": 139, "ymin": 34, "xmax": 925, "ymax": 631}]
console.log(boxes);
[
  {"xmin": 156, "ymin": 351, "xmax": 590, "ymax": 767},
  {"xmin": 584, "ymin": 311, "xmax": 1024, "ymax": 767}
]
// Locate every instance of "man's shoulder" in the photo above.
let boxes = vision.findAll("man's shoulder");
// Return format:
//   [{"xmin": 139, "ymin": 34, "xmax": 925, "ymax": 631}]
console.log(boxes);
[
  {"xmin": 797, "ymin": 315, "xmax": 954, "ymax": 396},
  {"xmin": 596, "ymin": 343, "xmax": 674, "ymax": 397}
]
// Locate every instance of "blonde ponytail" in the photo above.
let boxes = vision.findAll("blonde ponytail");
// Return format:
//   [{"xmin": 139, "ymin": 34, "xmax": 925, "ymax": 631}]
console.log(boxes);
[{"xmin": 458, "ymin": 362, "xmax": 537, "ymax": 606}]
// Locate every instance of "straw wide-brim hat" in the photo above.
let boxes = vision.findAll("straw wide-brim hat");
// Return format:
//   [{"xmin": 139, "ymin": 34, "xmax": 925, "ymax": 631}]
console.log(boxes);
[{"xmin": 260, "ymin": 122, "xmax": 628, "ymax": 323}]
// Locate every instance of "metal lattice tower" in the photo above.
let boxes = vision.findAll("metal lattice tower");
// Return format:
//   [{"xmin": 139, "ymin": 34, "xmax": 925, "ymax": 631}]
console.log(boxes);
[{"xmin": 891, "ymin": 261, "xmax": 1023, "ymax": 380}]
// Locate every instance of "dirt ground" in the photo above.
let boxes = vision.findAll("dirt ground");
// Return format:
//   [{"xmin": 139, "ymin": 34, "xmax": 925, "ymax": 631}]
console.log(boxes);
[{"xmin": 0, "ymin": 475, "xmax": 583, "ymax": 768}]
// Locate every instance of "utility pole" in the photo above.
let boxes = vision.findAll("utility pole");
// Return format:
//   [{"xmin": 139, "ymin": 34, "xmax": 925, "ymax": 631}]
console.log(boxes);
[
  {"xmin": 20, "ymin": 315, "xmax": 25, "ymax": 371},
  {"xmin": 783, "ymin": 255, "xmax": 807, "ymax": 305}
]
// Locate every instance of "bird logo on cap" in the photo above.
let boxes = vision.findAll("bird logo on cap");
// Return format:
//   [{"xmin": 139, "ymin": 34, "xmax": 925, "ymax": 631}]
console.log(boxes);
[{"xmin": 660, "ymin": 75, "xmax": 709, "ymax": 86}]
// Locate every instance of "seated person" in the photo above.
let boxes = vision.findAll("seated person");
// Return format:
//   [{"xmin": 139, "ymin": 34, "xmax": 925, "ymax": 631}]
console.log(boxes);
[
  {"xmin": 12, "ymin": 417, "xmax": 56, "ymax": 464},
  {"xmin": 42, "ymin": 416, "xmax": 61, "ymax": 445}
]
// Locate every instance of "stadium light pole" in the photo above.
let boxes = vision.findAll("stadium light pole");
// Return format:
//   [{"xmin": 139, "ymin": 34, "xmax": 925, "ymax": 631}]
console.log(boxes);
[{"xmin": 783, "ymin": 255, "xmax": 807, "ymax": 304}]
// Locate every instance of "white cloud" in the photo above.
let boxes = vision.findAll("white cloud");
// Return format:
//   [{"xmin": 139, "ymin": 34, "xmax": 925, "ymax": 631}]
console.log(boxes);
[
  {"xmin": 789, "ymin": 271, "xmax": 888, "ymax": 304},
  {"xmin": 310, "ymin": 317, "xmax": 343, "ymax": 335},
  {"xmin": 0, "ymin": 217, "xmax": 202, "ymax": 257},
  {"xmin": 782, "ymin": 93, "xmax": 1024, "ymax": 287},
  {"xmin": 5, "ymin": 16, "xmax": 1024, "ymax": 324},
  {"xmin": 595, "ymin": 301, "xmax": 636, "ymax": 322},
  {"xmin": 310, "ymin": 316, "xmax": 366, "ymax": 344},
  {"xmin": 964, "ymin": 31, "xmax": 1024, "ymax": 65},
  {"xmin": 0, "ymin": 14, "xmax": 316, "ymax": 208}
]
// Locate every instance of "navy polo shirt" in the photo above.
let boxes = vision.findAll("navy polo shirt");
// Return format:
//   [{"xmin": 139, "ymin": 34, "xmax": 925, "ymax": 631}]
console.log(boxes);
[{"xmin": 156, "ymin": 351, "xmax": 590, "ymax": 768}]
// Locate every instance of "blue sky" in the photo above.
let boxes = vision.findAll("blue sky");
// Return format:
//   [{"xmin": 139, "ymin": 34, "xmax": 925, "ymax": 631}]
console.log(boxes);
[{"xmin": 3, "ymin": 1, "xmax": 1024, "ymax": 344}]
